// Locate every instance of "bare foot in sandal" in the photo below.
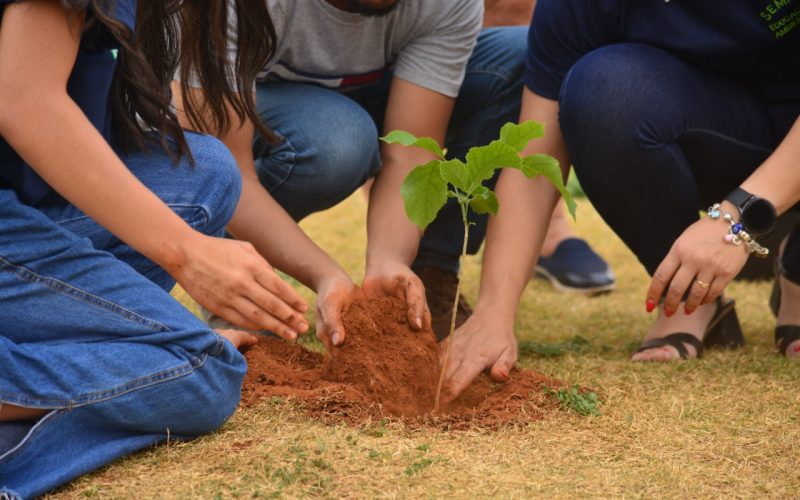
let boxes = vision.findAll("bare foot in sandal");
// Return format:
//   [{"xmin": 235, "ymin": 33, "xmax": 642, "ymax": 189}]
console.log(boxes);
[
  {"xmin": 632, "ymin": 298, "xmax": 743, "ymax": 361},
  {"xmin": 632, "ymin": 302, "xmax": 717, "ymax": 361}
]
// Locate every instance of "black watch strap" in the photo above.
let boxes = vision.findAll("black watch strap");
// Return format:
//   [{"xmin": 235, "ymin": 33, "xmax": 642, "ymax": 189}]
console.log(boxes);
[
  {"xmin": 724, "ymin": 186, "xmax": 777, "ymax": 236},
  {"xmin": 725, "ymin": 187, "xmax": 753, "ymax": 214}
]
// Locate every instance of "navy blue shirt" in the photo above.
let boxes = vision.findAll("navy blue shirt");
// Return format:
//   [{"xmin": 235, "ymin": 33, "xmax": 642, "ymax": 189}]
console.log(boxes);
[
  {"xmin": 0, "ymin": 0, "xmax": 136, "ymax": 205},
  {"xmin": 526, "ymin": 0, "xmax": 800, "ymax": 100}
]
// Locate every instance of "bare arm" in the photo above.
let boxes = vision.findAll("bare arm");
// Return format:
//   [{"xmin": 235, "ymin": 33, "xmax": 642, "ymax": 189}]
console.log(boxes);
[
  {"xmin": 444, "ymin": 88, "xmax": 568, "ymax": 398},
  {"xmin": 740, "ymin": 117, "xmax": 800, "ymax": 214},
  {"xmin": 0, "ymin": 2, "xmax": 196, "ymax": 268},
  {"xmin": 477, "ymin": 91, "xmax": 568, "ymax": 314},
  {"xmin": 173, "ymin": 85, "xmax": 362, "ymax": 345},
  {"xmin": 0, "ymin": 1, "xmax": 306, "ymax": 337},
  {"xmin": 363, "ymin": 77, "xmax": 455, "ymax": 329}
]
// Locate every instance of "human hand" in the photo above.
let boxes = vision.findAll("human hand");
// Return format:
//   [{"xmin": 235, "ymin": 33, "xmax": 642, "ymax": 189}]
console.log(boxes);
[
  {"xmin": 362, "ymin": 261, "xmax": 431, "ymax": 331},
  {"xmin": 647, "ymin": 208, "xmax": 749, "ymax": 316},
  {"xmin": 441, "ymin": 310, "xmax": 517, "ymax": 401},
  {"xmin": 167, "ymin": 234, "xmax": 309, "ymax": 340},
  {"xmin": 315, "ymin": 273, "xmax": 365, "ymax": 347}
]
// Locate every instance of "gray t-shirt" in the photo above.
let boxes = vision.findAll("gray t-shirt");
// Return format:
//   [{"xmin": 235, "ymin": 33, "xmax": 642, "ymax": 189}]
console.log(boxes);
[{"xmin": 256, "ymin": 0, "xmax": 484, "ymax": 98}]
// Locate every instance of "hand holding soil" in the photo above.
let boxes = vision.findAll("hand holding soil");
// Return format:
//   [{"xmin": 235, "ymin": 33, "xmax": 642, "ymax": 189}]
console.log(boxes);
[
  {"xmin": 362, "ymin": 261, "xmax": 432, "ymax": 331},
  {"xmin": 314, "ymin": 274, "xmax": 366, "ymax": 346}
]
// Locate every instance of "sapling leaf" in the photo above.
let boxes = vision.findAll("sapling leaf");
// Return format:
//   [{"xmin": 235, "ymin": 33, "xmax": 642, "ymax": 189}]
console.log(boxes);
[
  {"xmin": 469, "ymin": 185, "xmax": 499, "ymax": 215},
  {"xmin": 464, "ymin": 140, "xmax": 521, "ymax": 191},
  {"xmin": 519, "ymin": 153, "xmax": 559, "ymax": 177},
  {"xmin": 380, "ymin": 130, "xmax": 445, "ymax": 160},
  {"xmin": 439, "ymin": 159, "xmax": 470, "ymax": 192},
  {"xmin": 498, "ymin": 121, "xmax": 545, "ymax": 152},
  {"xmin": 400, "ymin": 160, "xmax": 448, "ymax": 229},
  {"xmin": 521, "ymin": 154, "xmax": 577, "ymax": 219}
]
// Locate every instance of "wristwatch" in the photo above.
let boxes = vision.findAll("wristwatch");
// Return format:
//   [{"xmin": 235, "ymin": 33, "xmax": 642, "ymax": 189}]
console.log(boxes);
[{"xmin": 725, "ymin": 187, "xmax": 777, "ymax": 236}]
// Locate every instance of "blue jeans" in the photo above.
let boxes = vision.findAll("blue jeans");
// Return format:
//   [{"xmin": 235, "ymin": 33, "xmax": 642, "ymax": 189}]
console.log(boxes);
[
  {"xmin": 0, "ymin": 134, "xmax": 246, "ymax": 499},
  {"xmin": 559, "ymin": 43, "xmax": 800, "ymax": 279},
  {"xmin": 253, "ymin": 27, "xmax": 527, "ymax": 273}
]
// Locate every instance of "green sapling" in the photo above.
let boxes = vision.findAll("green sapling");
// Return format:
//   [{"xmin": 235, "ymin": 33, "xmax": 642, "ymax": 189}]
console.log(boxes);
[{"xmin": 381, "ymin": 120, "xmax": 575, "ymax": 411}]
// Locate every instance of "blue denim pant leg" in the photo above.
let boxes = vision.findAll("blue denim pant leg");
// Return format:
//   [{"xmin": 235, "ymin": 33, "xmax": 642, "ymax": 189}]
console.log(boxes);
[
  {"xmin": 253, "ymin": 27, "xmax": 526, "ymax": 273},
  {"xmin": 254, "ymin": 82, "xmax": 382, "ymax": 221},
  {"xmin": 0, "ymin": 193, "xmax": 245, "ymax": 498},
  {"xmin": 35, "ymin": 133, "xmax": 242, "ymax": 291},
  {"xmin": 0, "ymin": 139, "xmax": 246, "ymax": 498},
  {"xmin": 559, "ymin": 43, "xmax": 800, "ymax": 275}
]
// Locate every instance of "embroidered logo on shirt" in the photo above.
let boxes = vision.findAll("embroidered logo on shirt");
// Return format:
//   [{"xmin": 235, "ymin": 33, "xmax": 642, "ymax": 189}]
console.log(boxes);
[{"xmin": 760, "ymin": 0, "xmax": 800, "ymax": 38}]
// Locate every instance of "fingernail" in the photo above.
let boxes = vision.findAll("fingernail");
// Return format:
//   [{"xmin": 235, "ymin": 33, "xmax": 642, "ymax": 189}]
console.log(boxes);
[
  {"xmin": 684, "ymin": 305, "xmax": 694, "ymax": 316},
  {"xmin": 646, "ymin": 299, "xmax": 656, "ymax": 313},
  {"xmin": 331, "ymin": 332, "xmax": 341, "ymax": 346},
  {"xmin": 664, "ymin": 309, "xmax": 674, "ymax": 317},
  {"xmin": 286, "ymin": 330, "xmax": 297, "ymax": 341},
  {"xmin": 299, "ymin": 321, "xmax": 309, "ymax": 332},
  {"xmin": 415, "ymin": 316, "xmax": 423, "ymax": 329}
]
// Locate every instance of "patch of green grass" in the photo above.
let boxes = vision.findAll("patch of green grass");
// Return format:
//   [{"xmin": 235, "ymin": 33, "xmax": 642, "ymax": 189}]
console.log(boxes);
[
  {"xmin": 404, "ymin": 457, "xmax": 434, "ymax": 476},
  {"xmin": 546, "ymin": 385, "xmax": 601, "ymax": 416},
  {"xmin": 519, "ymin": 335, "xmax": 594, "ymax": 357},
  {"xmin": 362, "ymin": 418, "xmax": 389, "ymax": 438},
  {"xmin": 367, "ymin": 448, "xmax": 388, "ymax": 460},
  {"xmin": 265, "ymin": 444, "xmax": 333, "ymax": 494}
]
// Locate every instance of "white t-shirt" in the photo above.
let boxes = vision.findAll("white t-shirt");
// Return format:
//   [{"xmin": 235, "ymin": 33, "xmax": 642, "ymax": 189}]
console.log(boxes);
[{"xmin": 254, "ymin": 0, "xmax": 484, "ymax": 98}]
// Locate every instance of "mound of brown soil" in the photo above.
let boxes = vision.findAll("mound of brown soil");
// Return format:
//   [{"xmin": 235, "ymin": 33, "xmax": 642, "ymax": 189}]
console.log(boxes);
[{"xmin": 240, "ymin": 297, "xmax": 563, "ymax": 429}]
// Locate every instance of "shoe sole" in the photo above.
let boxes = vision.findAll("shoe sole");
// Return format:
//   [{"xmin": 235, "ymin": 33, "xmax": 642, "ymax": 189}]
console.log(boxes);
[{"xmin": 533, "ymin": 265, "xmax": 616, "ymax": 296}]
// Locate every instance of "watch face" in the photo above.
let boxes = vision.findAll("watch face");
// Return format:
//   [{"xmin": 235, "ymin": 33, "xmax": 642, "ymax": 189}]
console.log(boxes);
[{"xmin": 741, "ymin": 197, "xmax": 777, "ymax": 235}]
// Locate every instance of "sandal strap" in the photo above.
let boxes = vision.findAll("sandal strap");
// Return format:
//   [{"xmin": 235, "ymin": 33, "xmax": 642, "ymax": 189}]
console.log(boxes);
[
  {"xmin": 775, "ymin": 325, "xmax": 800, "ymax": 355},
  {"xmin": 635, "ymin": 333, "xmax": 704, "ymax": 359}
]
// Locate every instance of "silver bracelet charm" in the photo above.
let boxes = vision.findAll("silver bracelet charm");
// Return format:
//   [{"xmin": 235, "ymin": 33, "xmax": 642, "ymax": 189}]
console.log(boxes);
[{"xmin": 707, "ymin": 203, "xmax": 769, "ymax": 258}]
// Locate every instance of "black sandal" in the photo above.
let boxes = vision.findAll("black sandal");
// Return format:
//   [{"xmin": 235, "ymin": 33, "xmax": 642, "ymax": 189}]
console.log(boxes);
[
  {"xmin": 769, "ymin": 259, "xmax": 800, "ymax": 356},
  {"xmin": 633, "ymin": 297, "xmax": 745, "ymax": 360}
]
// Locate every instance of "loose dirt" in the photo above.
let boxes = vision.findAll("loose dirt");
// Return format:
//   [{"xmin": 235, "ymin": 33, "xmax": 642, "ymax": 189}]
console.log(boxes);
[{"xmin": 241, "ymin": 297, "xmax": 564, "ymax": 429}]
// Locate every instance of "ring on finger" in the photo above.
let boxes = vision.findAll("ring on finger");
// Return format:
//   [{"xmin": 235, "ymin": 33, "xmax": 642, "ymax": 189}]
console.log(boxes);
[{"xmin": 696, "ymin": 280, "xmax": 711, "ymax": 289}]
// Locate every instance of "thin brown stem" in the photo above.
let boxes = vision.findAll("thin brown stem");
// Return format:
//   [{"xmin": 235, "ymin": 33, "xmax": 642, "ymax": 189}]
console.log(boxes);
[{"xmin": 434, "ymin": 218, "xmax": 469, "ymax": 412}]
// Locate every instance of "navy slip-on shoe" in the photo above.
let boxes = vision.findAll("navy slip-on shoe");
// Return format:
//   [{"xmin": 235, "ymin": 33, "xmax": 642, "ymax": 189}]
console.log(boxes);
[{"xmin": 534, "ymin": 238, "xmax": 615, "ymax": 295}]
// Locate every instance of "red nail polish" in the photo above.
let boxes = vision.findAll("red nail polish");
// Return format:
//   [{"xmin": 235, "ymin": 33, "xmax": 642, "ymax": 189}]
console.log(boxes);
[
  {"xmin": 793, "ymin": 344, "xmax": 800, "ymax": 353},
  {"xmin": 684, "ymin": 306, "xmax": 694, "ymax": 316},
  {"xmin": 665, "ymin": 309, "xmax": 674, "ymax": 317},
  {"xmin": 646, "ymin": 299, "xmax": 656, "ymax": 313}
]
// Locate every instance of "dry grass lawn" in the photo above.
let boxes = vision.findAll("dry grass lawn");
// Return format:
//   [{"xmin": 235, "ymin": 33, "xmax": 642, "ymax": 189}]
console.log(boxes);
[{"xmin": 48, "ymin": 193, "xmax": 800, "ymax": 498}]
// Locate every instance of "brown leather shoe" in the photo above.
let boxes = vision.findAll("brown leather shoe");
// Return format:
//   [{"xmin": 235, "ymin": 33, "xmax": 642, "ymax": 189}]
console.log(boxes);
[{"xmin": 416, "ymin": 266, "xmax": 473, "ymax": 341}]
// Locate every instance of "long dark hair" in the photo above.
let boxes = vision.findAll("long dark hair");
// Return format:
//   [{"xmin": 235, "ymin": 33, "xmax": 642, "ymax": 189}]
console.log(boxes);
[{"xmin": 63, "ymin": 0, "xmax": 277, "ymax": 162}]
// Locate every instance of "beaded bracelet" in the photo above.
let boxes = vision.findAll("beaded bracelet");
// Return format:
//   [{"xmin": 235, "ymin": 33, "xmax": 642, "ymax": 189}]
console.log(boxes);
[{"xmin": 707, "ymin": 203, "xmax": 769, "ymax": 258}]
